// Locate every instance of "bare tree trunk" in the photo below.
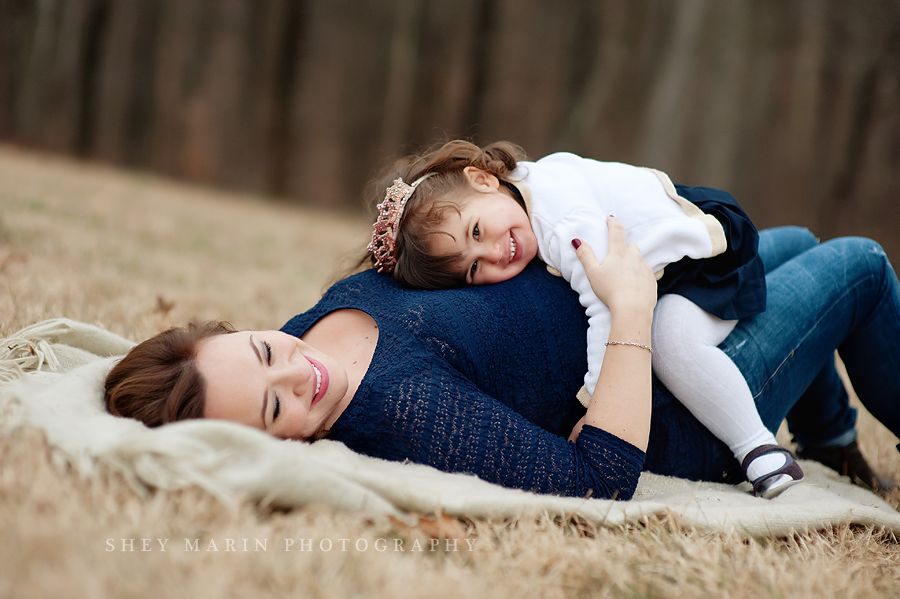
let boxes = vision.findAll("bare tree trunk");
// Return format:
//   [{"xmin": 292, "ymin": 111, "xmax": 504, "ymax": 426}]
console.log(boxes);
[
  {"xmin": 557, "ymin": 0, "xmax": 629, "ymax": 154},
  {"xmin": 1, "ymin": 0, "xmax": 899, "ymax": 258},
  {"xmin": 639, "ymin": 0, "xmax": 707, "ymax": 172},
  {"xmin": 378, "ymin": 0, "xmax": 424, "ymax": 160}
]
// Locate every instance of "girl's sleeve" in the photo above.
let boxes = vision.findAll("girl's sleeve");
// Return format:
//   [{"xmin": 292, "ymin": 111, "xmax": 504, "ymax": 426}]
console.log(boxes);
[
  {"xmin": 539, "ymin": 208, "xmax": 615, "ymax": 399},
  {"xmin": 372, "ymin": 368, "xmax": 646, "ymax": 500}
]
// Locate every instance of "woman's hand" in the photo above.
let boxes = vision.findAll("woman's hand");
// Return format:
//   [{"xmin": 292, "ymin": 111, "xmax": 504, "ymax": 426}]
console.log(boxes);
[{"xmin": 572, "ymin": 216, "xmax": 657, "ymax": 317}]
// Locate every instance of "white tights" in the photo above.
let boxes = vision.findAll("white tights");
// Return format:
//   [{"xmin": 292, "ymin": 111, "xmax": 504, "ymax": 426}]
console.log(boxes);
[{"xmin": 651, "ymin": 294, "xmax": 778, "ymax": 465}]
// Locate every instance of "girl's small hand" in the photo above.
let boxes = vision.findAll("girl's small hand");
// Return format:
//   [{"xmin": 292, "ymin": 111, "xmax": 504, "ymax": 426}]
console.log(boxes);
[{"xmin": 572, "ymin": 216, "xmax": 657, "ymax": 316}]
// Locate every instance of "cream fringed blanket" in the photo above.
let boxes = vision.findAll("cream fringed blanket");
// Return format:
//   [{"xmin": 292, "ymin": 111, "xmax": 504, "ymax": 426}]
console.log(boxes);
[{"xmin": 3, "ymin": 318, "xmax": 900, "ymax": 538}]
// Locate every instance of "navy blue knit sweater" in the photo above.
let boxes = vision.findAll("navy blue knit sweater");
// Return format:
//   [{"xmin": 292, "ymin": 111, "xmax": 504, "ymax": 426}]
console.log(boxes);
[{"xmin": 281, "ymin": 262, "xmax": 646, "ymax": 500}]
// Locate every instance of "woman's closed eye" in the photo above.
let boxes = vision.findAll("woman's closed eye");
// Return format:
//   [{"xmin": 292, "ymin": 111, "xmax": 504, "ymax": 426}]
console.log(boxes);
[{"xmin": 262, "ymin": 341, "xmax": 281, "ymax": 421}]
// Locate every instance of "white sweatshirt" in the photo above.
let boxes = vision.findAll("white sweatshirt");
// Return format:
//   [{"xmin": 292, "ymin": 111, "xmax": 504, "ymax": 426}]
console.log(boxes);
[{"xmin": 509, "ymin": 152, "xmax": 727, "ymax": 403}]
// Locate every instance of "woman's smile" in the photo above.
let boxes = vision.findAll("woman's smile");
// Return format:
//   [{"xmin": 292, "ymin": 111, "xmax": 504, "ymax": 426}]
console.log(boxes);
[{"xmin": 307, "ymin": 356, "xmax": 328, "ymax": 406}]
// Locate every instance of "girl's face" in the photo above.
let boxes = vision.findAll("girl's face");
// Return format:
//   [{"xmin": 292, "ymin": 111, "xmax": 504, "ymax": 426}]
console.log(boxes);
[
  {"xmin": 196, "ymin": 330, "xmax": 349, "ymax": 440},
  {"xmin": 430, "ymin": 168, "xmax": 538, "ymax": 285}
]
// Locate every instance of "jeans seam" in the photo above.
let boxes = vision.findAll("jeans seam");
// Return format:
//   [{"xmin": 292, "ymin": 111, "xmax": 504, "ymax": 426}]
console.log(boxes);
[{"xmin": 753, "ymin": 350, "xmax": 794, "ymax": 402}]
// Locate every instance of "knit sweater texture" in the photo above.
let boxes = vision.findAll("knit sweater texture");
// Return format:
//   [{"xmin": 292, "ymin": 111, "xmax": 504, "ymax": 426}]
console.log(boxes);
[{"xmin": 281, "ymin": 263, "xmax": 646, "ymax": 500}]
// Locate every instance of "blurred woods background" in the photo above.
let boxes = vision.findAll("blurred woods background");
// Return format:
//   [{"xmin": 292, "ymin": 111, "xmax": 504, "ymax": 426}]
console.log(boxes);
[{"xmin": 1, "ymin": 0, "xmax": 898, "ymax": 254}]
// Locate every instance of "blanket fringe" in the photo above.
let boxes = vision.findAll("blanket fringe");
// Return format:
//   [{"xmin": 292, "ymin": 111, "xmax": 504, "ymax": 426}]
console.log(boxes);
[
  {"xmin": 0, "ymin": 319, "xmax": 91, "ymax": 382},
  {"xmin": 0, "ymin": 318, "xmax": 135, "ymax": 383},
  {"xmin": 0, "ymin": 335, "xmax": 61, "ymax": 382}
]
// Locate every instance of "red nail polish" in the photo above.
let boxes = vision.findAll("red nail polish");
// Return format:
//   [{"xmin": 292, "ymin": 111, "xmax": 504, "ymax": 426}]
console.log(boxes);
[{"xmin": 571, "ymin": 239, "xmax": 582, "ymax": 249}]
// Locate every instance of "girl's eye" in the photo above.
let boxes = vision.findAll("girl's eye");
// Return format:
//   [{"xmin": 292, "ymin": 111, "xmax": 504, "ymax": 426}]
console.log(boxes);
[
  {"xmin": 263, "ymin": 341, "xmax": 273, "ymax": 365},
  {"xmin": 272, "ymin": 396, "xmax": 281, "ymax": 420},
  {"xmin": 473, "ymin": 224, "xmax": 480, "ymax": 239},
  {"xmin": 469, "ymin": 261, "xmax": 478, "ymax": 280}
]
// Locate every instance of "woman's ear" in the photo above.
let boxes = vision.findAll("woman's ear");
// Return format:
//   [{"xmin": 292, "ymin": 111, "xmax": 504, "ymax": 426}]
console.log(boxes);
[{"xmin": 463, "ymin": 166, "xmax": 500, "ymax": 192}]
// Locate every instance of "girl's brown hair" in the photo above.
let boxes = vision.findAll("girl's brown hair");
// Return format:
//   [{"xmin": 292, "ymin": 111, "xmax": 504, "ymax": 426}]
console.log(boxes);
[
  {"xmin": 364, "ymin": 139, "xmax": 527, "ymax": 289},
  {"xmin": 104, "ymin": 321, "xmax": 235, "ymax": 428}
]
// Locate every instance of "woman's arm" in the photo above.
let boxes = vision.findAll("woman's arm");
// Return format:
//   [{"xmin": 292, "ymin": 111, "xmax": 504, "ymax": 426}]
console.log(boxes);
[
  {"xmin": 361, "ymin": 366, "xmax": 648, "ymax": 500},
  {"xmin": 568, "ymin": 217, "xmax": 657, "ymax": 449}
]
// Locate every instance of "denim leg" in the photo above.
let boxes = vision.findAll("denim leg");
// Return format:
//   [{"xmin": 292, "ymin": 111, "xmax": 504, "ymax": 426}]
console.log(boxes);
[
  {"xmin": 785, "ymin": 361, "xmax": 858, "ymax": 447},
  {"xmin": 757, "ymin": 226, "xmax": 819, "ymax": 273},
  {"xmin": 756, "ymin": 227, "xmax": 859, "ymax": 446},
  {"xmin": 834, "ymin": 244, "xmax": 900, "ymax": 435},
  {"xmin": 723, "ymin": 237, "xmax": 900, "ymax": 446}
]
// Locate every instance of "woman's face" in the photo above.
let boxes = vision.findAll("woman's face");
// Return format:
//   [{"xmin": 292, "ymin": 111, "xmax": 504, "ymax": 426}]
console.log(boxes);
[{"xmin": 196, "ymin": 330, "xmax": 349, "ymax": 439}]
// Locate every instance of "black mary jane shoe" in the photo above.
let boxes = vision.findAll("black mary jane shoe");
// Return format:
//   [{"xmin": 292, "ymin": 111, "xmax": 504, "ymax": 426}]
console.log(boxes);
[{"xmin": 741, "ymin": 445, "xmax": 805, "ymax": 499}]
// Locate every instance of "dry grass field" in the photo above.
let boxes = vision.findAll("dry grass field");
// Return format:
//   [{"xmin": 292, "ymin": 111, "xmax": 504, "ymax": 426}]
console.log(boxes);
[{"xmin": 1, "ymin": 144, "xmax": 900, "ymax": 598}]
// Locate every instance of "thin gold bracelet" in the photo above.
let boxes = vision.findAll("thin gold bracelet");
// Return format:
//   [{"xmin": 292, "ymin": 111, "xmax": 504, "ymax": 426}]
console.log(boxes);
[{"xmin": 605, "ymin": 340, "xmax": 653, "ymax": 353}]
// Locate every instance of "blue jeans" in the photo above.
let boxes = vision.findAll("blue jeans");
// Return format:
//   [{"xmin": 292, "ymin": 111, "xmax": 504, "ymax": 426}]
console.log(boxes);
[{"xmin": 644, "ymin": 226, "xmax": 900, "ymax": 482}]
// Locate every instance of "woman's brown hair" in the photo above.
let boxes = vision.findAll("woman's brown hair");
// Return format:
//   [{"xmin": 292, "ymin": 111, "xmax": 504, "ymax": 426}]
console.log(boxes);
[
  {"xmin": 104, "ymin": 321, "xmax": 235, "ymax": 427},
  {"xmin": 363, "ymin": 139, "xmax": 528, "ymax": 289}
]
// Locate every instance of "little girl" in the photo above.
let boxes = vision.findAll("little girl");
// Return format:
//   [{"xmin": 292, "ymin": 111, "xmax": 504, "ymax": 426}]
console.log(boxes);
[{"xmin": 364, "ymin": 139, "xmax": 803, "ymax": 498}]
